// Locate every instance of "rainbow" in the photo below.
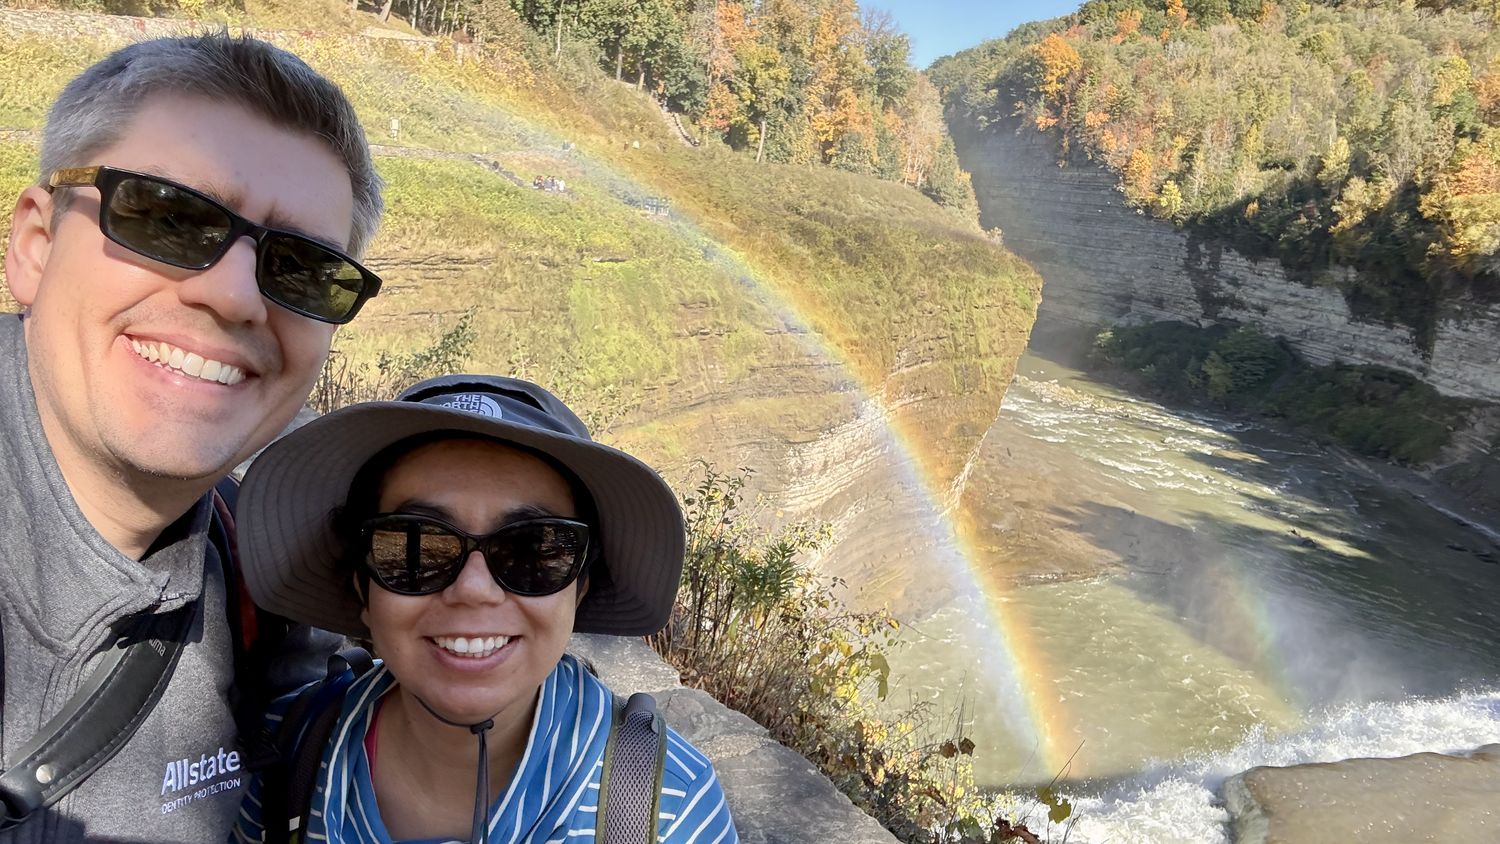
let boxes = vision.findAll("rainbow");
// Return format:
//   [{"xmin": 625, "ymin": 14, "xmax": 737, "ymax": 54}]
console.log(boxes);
[
  {"xmin": 682, "ymin": 230, "xmax": 1074, "ymax": 775},
  {"xmin": 365, "ymin": 88, "xmax": 1075, "ymax": 775}
]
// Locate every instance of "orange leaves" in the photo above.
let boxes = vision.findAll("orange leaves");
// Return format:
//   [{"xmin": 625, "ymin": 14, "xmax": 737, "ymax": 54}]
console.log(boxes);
[
  {"xmin": 1420, "ymin": 129, "xmax": 1500, "ymax": 275},
  {"xmin": 1124, "ymin": 147, "xmax": 1155, "ymax": 204},
  {"xmin": 709, "ymin": 1, "xmax": 754, "ymax": 82},
  {"xmin": 1475, "ymin": 58, "xmax": 1500, "ymax": 121},
  {"xmin": 799, "ymin": 0, "xmax": 880, "ymax": 165},
  {"xmin": 1030, "ymin": 33, "xmax": 1082, "ymax": 102},
  {"xmin": 1167, "ymin": 0, "xmax": 1188, "ymax": 27},
  {"xmin": 1099, "ymin": 127, "xmax": 1121, "ymax": 155},
  {"xmin": 1450, "ymin": 139, "xmax": 1500, "ymax": 197},
  {"xmin": 706, "ymin": 80, "xmax": 742, "ymax": 131},
  {"xmin": 1021, "ymin": 31, "xmax": 1083, "ymax": 134}
]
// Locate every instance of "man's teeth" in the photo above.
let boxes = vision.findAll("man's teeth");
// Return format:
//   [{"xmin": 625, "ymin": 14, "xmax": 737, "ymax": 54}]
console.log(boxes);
[
  {"xmin": 433, "ymin": 635, "xmax": 510, "ymax": 658},
  {"xmin": 130, "ymin": 339, "xmax": 245, "ymax": 385}
]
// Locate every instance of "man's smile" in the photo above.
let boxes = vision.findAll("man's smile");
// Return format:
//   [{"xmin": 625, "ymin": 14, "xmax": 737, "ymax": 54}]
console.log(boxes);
[{"xmin": 127, "ymin": 336, "xmax": 249, "ymax": 385}]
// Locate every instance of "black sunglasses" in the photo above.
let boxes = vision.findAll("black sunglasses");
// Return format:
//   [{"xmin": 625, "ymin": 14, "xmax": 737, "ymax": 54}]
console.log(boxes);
[
  {"xmin": 47, "ymin": 166, "xmax": 380, "ymax": 324},
  {"xmin": 360, "ymin": 514, "xmax": 592, "ymax": 597}
]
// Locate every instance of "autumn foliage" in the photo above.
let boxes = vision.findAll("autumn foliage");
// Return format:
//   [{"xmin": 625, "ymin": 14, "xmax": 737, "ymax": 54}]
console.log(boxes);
[
  {"xmin": 502, "ymin": 0, "xmax": 976, "ymax": 211},
  {"xmin": 932, "ymin": 0, "xmax": 1500, "ymax": 344}
]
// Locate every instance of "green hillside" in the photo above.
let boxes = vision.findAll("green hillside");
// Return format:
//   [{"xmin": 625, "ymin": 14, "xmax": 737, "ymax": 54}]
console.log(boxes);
[
  {"xmin": 0, "ymin": 7, "xmax": 1039, "ymax": 455},
  {"xmin": 933, "ymin": 0, "xmax": 1500, "ymax": 348}
]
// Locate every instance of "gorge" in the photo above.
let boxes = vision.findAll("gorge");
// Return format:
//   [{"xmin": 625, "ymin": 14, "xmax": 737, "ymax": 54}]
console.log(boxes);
[
  {"xmin": 924, "ymin": 107, "xmax": 1500, "ymax": 840},
  {"xmin": 952, "ymin": 117, "xmax": 1500, "ymax": 404}
]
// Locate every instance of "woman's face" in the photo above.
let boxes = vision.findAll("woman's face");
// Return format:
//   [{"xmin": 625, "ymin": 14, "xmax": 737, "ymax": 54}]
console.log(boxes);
[{"xmin": 360, "ymin": 438, "xmax": 585, "ymax": 725}]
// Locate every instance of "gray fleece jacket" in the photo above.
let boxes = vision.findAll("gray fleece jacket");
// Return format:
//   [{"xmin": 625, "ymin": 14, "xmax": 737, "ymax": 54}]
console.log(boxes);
[{"xmin": 0, "ymin": 314, "xmax": 332, "ymax": 843}]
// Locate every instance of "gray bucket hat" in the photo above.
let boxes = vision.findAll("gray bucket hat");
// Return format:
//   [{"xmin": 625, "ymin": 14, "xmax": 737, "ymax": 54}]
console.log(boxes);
[{"xmin": 236, "ymin": 374, "xmax": 684, "ymax": 637}]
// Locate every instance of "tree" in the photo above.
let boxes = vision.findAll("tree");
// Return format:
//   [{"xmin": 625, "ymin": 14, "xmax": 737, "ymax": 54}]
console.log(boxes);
[
  {"xmin": 861, "ymin": 8, "xmax": 913, "ymax": 110},
  {"xmin": 1186, "ymin": 0, "xmax": 1231, "ymax": 23},
  {"xmin": 1421, "ymin": 127, "xmax": 1500, "ymax": 276},
  {"xmin": 894, "ymin": 74, "xmax": 944, "ymax": 187},
  {"xmin": 1017, "ymin": 32, "xmax": 1082, "ymax": 132},
  {"xmin": 1166, "ymin": 0, "xmax": 1188, "ymax": 26},
  {"xmin": 804, "ymin": 0, "xmax": 875, "ymax": 164},
  {"xmin": 1156, "ymin": 179, "xmax": 1185, "ymax": 219},
  {"xmin": 1124, "ymin": 147, "xmax": 1155, "ymax": 203},
  {"xmin": 736, "ymin": 37, "xmax": 792, "ymax": 161},
  {"xmin": 923, "ymin": 136, "xmax": 977, "ymax": 213}
]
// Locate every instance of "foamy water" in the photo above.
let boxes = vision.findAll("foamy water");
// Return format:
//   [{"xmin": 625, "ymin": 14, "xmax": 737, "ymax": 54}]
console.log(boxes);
[
  {"xmin": 1063, "ymin": 691, "xmax": 1500, "ymax": 843},
  {"xmin": 886, "ymin": 351, "xmax": 1500, "ymax": 839}
]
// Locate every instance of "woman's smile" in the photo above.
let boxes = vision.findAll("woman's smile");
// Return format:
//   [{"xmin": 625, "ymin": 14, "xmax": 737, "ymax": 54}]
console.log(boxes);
[{"xmin": 361, "ymin": 438, "xmax": 584, "ymax": 726}]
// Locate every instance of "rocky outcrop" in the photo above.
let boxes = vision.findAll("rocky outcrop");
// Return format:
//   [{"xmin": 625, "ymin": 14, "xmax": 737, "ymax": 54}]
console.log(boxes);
[
  {"xmin": 1222, "ymin": 744, "xmax": 1500, "ymax": 843},
  {"xmin": 568, "ymin": 634, "xmax": 899, "ymax": 844},
  {"xmin": 951, "ymin": 119, "xmax": 1500, "ymax": 403}
]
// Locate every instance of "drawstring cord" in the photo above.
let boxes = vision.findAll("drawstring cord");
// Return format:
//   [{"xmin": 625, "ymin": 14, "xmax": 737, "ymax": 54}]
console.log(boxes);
[
  {"xmin": 414, "ymin": 696, "xmax": 497, "ymax": 844},
  {"xmin": 468, "ymin": 720, "xmax": 494, "ymax": 844}
]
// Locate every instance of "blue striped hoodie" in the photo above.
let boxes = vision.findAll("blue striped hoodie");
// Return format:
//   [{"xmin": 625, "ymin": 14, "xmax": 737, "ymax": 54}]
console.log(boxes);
[{"xmin": 231, "ymin": 654, "xmax": 737, "ymax": 844}]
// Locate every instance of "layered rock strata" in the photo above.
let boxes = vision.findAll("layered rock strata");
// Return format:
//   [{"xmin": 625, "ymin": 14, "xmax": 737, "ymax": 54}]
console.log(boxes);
[{"xmin": 951, "ymin": 120, "xmax": 1500, "ymax": 403}]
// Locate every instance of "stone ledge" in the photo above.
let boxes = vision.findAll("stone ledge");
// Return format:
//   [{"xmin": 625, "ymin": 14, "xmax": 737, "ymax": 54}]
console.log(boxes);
[
  {"xmin": 569, "ymin": 633, "xmax": 899, "ymax": 844},
  {"xmin": 1222, "ymin": 744, "xmax": 1500, "ymax": 844}
]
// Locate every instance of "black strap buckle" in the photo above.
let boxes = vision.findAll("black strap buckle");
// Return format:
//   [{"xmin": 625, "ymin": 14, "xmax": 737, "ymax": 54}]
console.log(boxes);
[{"xmin": 0, "ymin": 770, "xmax": 44, "ymax": 831}]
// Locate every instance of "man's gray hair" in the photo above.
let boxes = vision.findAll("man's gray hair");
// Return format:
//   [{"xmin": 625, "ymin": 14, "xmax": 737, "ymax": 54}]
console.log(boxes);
[{"xmin": 40, "ymin": 33, "xmax": 383, "ymax": 257}]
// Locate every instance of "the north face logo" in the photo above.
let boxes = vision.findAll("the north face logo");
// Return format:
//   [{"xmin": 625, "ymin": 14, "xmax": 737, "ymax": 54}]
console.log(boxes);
[{"xmin": 438, "ymin": 393, "xmax": 504, "ymax": 418}]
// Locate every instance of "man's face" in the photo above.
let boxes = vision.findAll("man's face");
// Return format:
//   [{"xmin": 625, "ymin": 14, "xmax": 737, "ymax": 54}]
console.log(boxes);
[{"xmin": 6, "ymin": 94, "xmax": 354, "ymax": 484}]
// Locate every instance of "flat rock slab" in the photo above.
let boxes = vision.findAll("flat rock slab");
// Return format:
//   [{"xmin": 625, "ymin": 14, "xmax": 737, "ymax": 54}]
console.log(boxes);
[
  {"xmin": 1223, "ymin": 744, "xmax": 1500, "ymax": 843},
  {"xmin": 568, "ymin": 632, "xmax": 684, "ymax": 693}
]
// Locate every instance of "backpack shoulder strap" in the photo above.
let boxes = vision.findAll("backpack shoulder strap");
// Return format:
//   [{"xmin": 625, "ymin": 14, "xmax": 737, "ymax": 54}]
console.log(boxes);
[
  {"xmin": 210, "ymin": 478, "xmax": 258, "ymax": 656},
  {"xmin": 262, "ymin": 648, "xmax": 373, "ymax": 844},
  {"xmin": 596, "ymin": 692, "xmax": 667, "ymax": 844},
  {"xmin": 0, "ymin": 593, "xmax": 197, "ymax": 831},
  {"xmin": 211, "ymin": 478, "xmax": 292, "ymax": 744}
]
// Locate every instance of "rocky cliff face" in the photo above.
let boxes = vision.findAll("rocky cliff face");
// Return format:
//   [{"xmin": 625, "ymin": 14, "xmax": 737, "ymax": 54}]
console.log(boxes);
[
  {"xmin": 606, "ymin": 286, "xmax": 1039, "ymax": 617},
  {"xmin": 951, "ymin": 119, "xmax": 1500, "ymax": 404}
]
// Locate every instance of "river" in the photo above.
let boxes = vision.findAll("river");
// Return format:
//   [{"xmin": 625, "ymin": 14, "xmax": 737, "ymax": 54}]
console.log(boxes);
[{"xmin": 881, "ymin": 347, "xmax": 1500, "ymax": 842}]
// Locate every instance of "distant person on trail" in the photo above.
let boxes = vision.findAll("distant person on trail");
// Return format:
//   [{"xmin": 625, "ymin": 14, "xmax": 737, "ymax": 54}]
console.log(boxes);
[
  {"xmin": 0, "ymin": 34, "xmax": 383, "ymax": 842},
  {"xmin": 228, "ymin": 375, "xmax": 738, "ymax": 844}
]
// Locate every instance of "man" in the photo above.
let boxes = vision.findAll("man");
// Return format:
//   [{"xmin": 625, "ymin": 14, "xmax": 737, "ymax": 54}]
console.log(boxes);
[{"xmin": 0, "ymin": 34, "xmax": 383, "ymax": 842}]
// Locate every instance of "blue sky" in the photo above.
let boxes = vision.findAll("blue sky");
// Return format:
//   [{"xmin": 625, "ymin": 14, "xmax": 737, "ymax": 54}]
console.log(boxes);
[{"xmin": 865, "ymin": 1, "xmax": 1084, "ymax": 68}]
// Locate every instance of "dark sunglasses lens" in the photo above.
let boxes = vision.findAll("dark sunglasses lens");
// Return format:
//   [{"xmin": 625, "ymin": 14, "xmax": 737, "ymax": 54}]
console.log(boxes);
[
  {"xmin": 485, "ymin": 522, "xmax": 587, "ymax": 595},
  {"xmin": 261, "ymin": 236, "xmax": 368, "ymax": 322},
  {"xmin": 367, "ymin": 521, "xmax": 464, "ymax": 594},
  {"xmin": 106, "ymin": 176, "xmax": 231, "ymax": 267}
]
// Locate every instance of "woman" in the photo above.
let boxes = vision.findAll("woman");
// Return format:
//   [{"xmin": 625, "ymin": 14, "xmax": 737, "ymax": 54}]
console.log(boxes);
[{"xmin": 230, "ymin": 375, "xmax": 736, "ymax": 844}]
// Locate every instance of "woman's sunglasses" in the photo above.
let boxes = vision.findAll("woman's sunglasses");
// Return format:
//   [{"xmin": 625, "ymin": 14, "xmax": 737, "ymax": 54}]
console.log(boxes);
[
  {"xmin": 47, "ymin": 166, "xmax": 381, "ymax": 324},
  {"xmin": 360, "ymin": 514, "xmax": 591, "ymax": 597}
]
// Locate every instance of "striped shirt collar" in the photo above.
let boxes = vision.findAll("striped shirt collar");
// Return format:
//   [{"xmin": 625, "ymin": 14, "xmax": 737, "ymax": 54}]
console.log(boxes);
[{"xmin": 316, "ymin": 654, "xmax": 612, "ymax": 843}]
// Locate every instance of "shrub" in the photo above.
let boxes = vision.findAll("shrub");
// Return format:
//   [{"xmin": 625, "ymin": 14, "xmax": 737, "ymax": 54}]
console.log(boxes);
[
  {"xmin": 308, "ymin": 308, "xmax": 476, "ymax": 413},
  {"xmin": 1090, "ymin": 320, "xmax": 1468, "ymax": 463},
  {"xmin": 651, "ymin": 464, "xmax": 1059, "ymax": 843}
]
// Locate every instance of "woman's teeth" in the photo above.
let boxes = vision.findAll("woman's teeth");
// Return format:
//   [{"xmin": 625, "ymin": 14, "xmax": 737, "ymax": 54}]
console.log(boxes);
[
  {"xmin": 130, "ymin": 338, "xmax": 246, "ymax": 385},
  {"xmin": 433, "ymin": 635, "xmax": 510, "ymax": 658}
]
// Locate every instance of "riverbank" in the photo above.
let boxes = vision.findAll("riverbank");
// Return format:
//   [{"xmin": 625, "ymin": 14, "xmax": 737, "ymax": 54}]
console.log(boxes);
[{"xmin": 1025, "ymin": 317, "xmax": 1500, "ymax": 541}]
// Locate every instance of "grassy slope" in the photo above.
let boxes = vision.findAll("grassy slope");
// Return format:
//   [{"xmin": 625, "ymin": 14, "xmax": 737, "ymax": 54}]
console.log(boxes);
[{"xmin": 0, "ymin": 12, "xmax": 1040, "ymax": 492}]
